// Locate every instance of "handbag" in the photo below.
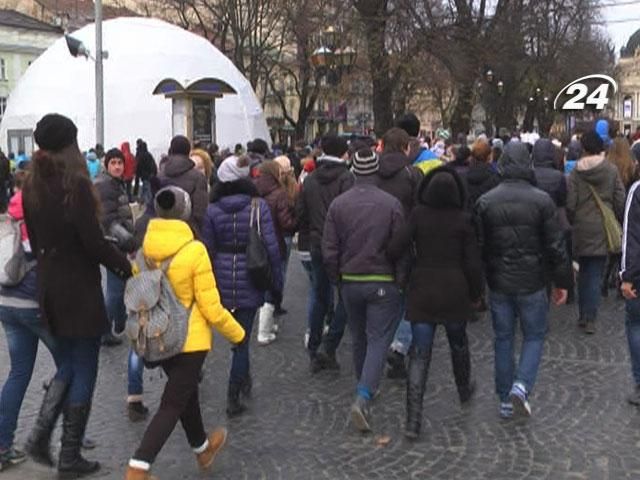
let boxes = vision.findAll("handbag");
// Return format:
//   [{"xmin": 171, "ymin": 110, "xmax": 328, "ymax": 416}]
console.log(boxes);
[
  {"xmin": 246, "ymin": 198, "xmax": 273, "ymax": 291},
  {"xmin": 586, "ymin": 183, "xmax": 622, "ymax": 254}
]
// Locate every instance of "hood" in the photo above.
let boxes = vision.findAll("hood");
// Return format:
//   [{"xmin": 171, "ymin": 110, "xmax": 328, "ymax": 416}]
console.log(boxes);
[
  {"xmin": 532, "ymin": 139, "xmax": 556, "ymax": 167},
  {"xmin": 136, "ymin": 141, "xmax": 148, "ymax": 155},
  {"xmin": 86, "ymin": 152, "xmax": 98, "ymax": 162},
  {"xmin": 575, "ymin": 155, "xmax": 612, "ymax": 187},
  {"xmin": 378, "ymin": 152, "xmax": 410, "ymax": 178},
  {"xmin": 254, "ymin": 171, "xmax": 280, "ymax": 196},
  {"xmin": 596, "ymin": 119, "xmax": 611, "ymax": 146},
  {"xmin": 163, "ymin": 154, "xmax": 195, "ymax": 178},
  {"xmin": 631, "ymin": 141, "xmax": 640, "ymax": 162},
  {"xmin": 466, "ymin": 163, "xmax": 496, "ymax": 186},
  {"xmin": 7, "ymin": 190, "xmax": 24, "ymax": 221},
  {"xmin": 121, "ymin": 142, "xmax": 132, "ymax": 155},
  {"xmin": 567, "ymin": 140, "xmax": 583, "ymax": 161},
  {"xmin": 576, "ymin": 154, "xmax": 605, "ymax": 172},
  {"xmin": 498, "ymin": 142, "xmax": 534, "ymax": 182},
  {"xmin": 314, "ymin": 159, "xmax": 350, "ymax": 185},
  {"xmin": 143, "ymin": 219, "xmax": 194, "ymax": 263},
  {"xmin": 417, "ymin": 167, "xmax": 465, "ymax": 209},
  {"xmin": 210, "ymin": 178, "xmax": 256, "ymax": 214}
]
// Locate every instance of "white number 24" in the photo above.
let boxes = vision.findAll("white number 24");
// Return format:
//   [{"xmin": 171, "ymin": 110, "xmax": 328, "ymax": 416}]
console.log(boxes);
[{"xmin": 562, "ymin": 83, "xmax": 609, "ymax": 110}]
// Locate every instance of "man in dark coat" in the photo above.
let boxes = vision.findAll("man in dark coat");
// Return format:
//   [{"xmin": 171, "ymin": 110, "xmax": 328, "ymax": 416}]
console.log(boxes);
[
  {"xmin": 475, "ymin": 142, "xmax": 571, "ymax": 419},
  {"xmin": 134, "ymin": 139, "xmax": 157, "ymax": 205},
  {"xmin": 323, "ymin": 147, "xmax": 405, "ymax": 432},
  {"xmin": 296, "ymin": 134, "xmax": 354, "ymax": 373}
]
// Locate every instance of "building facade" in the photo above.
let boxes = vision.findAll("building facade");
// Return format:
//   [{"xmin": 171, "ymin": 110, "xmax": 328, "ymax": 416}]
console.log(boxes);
[{"xmin": 614, "ymin": 29, "xmax": 640, "ymax": 137}]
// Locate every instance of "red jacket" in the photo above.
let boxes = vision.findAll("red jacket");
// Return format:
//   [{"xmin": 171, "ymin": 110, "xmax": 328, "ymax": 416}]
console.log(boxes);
[{"xmin": 121, "ymin": 141, "xmax": 136, "ymax": 181}]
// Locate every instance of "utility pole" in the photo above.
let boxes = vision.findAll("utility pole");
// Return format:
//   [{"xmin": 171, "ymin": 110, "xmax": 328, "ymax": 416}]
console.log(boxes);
[{"xmin": 95, "ymin": 0, "xmax": 104, "ymax": 147}]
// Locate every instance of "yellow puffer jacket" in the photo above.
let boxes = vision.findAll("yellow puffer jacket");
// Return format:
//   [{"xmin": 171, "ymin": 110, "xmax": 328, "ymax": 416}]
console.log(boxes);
[{"xmin": 140, "ymin": 218, "xmax": 245, "ymax": 352}]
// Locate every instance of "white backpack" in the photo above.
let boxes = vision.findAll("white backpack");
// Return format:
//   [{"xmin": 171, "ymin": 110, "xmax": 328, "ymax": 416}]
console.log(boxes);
[{"xmin": 0, "ymin": 214, "xmax": 34, "ymax": 287}]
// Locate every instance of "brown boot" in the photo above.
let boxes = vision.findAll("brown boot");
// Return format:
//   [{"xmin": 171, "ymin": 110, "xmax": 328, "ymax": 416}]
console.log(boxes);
[
  {"xmin": 196, "ymin": 427, "xmax": 228, "ymax": 470},
  {"xmin": 125, "ymin": 465, "xmax": 158, "ymax": 480}
]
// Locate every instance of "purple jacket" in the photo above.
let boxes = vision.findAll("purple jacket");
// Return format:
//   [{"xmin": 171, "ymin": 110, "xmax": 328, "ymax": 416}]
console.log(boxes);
[{"xmin": 201, "ymin": 179, "xmax": 282, "ymax": 311}]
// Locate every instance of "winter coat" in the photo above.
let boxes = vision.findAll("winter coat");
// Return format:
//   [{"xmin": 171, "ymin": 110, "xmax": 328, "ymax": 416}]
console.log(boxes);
[
  {"xmin": 567, "ymin": 155, "xmax": 626, "ymax": 257},
  {"xmin": 0, "ymin": 155, "xmax": 9, "ymax": 184},
  {"xmin": 201, "ymin": 179, "xmax": 282, "ymax": 311},
  {"xmin": 135, "ymin": 142, "xmax": 157, "ymax": 182},
  {"xmin": 466, "ymin": 163, "xmax": 500, "ymax": 208},
  {"xmin": 121, "ymin": 142, "xmax": 136, "ymax": 181},
  {"xmin": 254, "ymin": 172, "xmax": 296, "ymax": 255},
  {"xmin": 475, "ymin": 142, "xmax": 572, "ymax": 295},
  {"xmin": 622, "ymin": 181, "xmax": 640, "ymax": 287},
  {"xmin": 388, "ymin": 167, "xmax": 484, "ymax": 323},
  {"xmin": 296, "ymin": 156, "xmax": 354, "ymax": 252},
  {"xmin": 533, "ymin": 139, "xmax": 567, "ymax": 208},
  {"xmin": 323, "ymin": 177, "xmax": 406, "ymax": 284},
  {"xmin": 158, "ymin": 154, "xmax": 209, "ymax": 229},
  {"xmin": 23, "ymin": 175, "xmax": 132, "ymax": 337},
  {"xmin": 141, "ymin": 218, "xmax": 245, "ymax": 352},
  {"xmin": 94, "ymin": 173, "xmax": 136, "ymax": 252},
  {"xmin": 377, "ymin": 151, "xmax": 423, "ymax": 217},
  {"xmin": 86, "ymin": 153, "xmax": 101, "ymax": 181}
]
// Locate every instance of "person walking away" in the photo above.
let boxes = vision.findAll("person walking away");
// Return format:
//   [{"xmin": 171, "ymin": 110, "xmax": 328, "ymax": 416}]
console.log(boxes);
[
  {"xmin": 567, "ymin": 131, "xmax": 625, "ymax": 333},
  {"xmin": 296, "ymin": 135, "xmax": 354, "ymax": 373},
  {"xmin": 125, "ymin": 186, "xmax": 245, "ymax": 480},
  {"xmin": 323, "ymin": 148, "xmax": 406, "ymax": 432},
  {"xmin": 202, "ymin": 156, "xmax": 282, "ymax": 417},
  {"xmin": 85, "ymin": 151, "xmax": 101, "ymax": 182},
  {"xmin": 387, "ymin": 167, "xmax": 483, "ymax": 439},
  {"xmin": 475, "ymin": 141, "xmax": 572, "ymax": 419},
  {"xmin": 94, "ymin": 148, "xmax": 148, "ymax": 421},
  {"xmin": 134, "ymin": 139, "xmax": 157, "ymax": 206},
  {"xmin": 121, "ymin": 142, "xmax": 137, "ymax": 202},
  {"xmin": 603, "ymin": 138, "xmax": 639, "ymax": 297},
  {"xmin": 189, "ymin": 149, "xmax": 214, "ymax": 191},
  {"xmin": 0, "ymin": 170, "xmax": 61, "ymax": 472},
  {"xmin": 0, "ymin": 151, "xmax": 10, "ymax": 213},
  {"xmin": 375, "ymin": 127, "xmax": 422, "ymax": 379},
  {"xmin": 23, "ymin": 114, "xmax": 132, "ymax": 477},
  {"xmin": 466, "ymin": 139, "xmax": 500, "ymax": 208}
]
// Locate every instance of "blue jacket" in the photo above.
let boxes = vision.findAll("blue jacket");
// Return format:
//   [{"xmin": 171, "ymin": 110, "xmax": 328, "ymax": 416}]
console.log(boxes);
[{"xmin": 201, "ymin": 179, "xmax": 282, "ymax": 310}]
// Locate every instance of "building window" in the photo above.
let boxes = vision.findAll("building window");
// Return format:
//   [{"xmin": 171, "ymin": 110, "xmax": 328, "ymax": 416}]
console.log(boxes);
[
  {"xmin": 0, "ymin": 97, "xmax": 7, "ymax": 119},
  {"xmin": 0, "ymin": 59, "xmax": 6, "ymax": 80}
]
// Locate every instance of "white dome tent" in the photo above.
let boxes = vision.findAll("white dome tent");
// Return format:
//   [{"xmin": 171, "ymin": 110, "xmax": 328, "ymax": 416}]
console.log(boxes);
[{"xmin": 0, "ymin": 17, "xmax": 270, "ymax": 158}]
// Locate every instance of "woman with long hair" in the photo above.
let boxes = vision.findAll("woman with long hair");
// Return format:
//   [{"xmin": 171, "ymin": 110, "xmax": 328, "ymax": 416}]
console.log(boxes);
[{"xmin": 22, "ymin": 114, "xmax": 132, "ymax": 478}]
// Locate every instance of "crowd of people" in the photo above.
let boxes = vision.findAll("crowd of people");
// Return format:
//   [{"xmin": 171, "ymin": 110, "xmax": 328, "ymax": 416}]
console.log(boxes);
[{"xmin": 1, "ymin": 111, "xmax": 640, "ymax": 479}]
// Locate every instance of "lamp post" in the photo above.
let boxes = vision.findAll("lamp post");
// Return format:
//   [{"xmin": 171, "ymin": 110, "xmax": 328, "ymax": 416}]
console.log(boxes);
[
  {"xmin": 64, "ymin": 1, "xmax": 107, "ymax": 147},
  {"xmin": 309, "ymin": 26, "xmax": 356, "ymax": 134}
]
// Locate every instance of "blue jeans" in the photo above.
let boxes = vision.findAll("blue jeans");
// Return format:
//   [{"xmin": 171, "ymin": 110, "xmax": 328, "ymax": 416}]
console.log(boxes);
[
  {"xmin": 55, "ymin": 337, "xmax": 101, "ymax": 405},
  {"xmin": 0, "ymin": 306, "xmax": 59, "ymax": 450},
  {"xmin": 411, "ymin": 321, "xmax": 467, "ymax": 352},
  {"xmin": 625, "ymin": 297, "xmax": 640, "ymax": 385},
  {"xmin": 106, "ymin": 269, "xmax": 126, "ymax": 333},
  {"xmin": 128, "ymin": 349, "xmax": 144, "ymax": 398},
  {"xmin": 308, "ymin": 250, "xmax": 346, "ymax": 356},
  {"xmin": 490, "ymin": 289, "xmax": 549, "ymax": 402},
  {"xmin": 341, "ymin": 282, "xmax": 402, "ymax": 398},
  {"xmin": 578, "ymin": 256, "xmax": 606, "ymax": 319},
  {"xmin": 301, "ymin": 257, "xmax": 334, "ymax": 330},
  {"xmin": 229, "ymin": 309, "xmax": 257, "ymax": 386}
]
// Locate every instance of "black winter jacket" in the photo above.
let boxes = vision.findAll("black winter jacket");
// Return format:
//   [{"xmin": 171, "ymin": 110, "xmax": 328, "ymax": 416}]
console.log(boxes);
[
  {"xmin": 475, "ymin": 166, "xmax": 572, "ymax": 295},
  {"xmin": 135, "ymin": 142, "xmax": 157, "ymax": 182},
  {"xmin": 158, "ymin": 154, "xmax": 209, "ymax": 228},
  {"xmin": 622, "ymin": 180, "xmax": 640, "ymax": 287},
  {"xmin": 296, "ymin": 157, "xmax": 354, "ymax": 251},
  {"xmin": 377, "ymin": 151, "xmax": 422, "ymax": 217},
  {"xmin": 466, "ymin": 163, "xmax": 500, "ymax": 209},
  {"xmin": 533, "ymin": 139, "xmax": 567, "ymax": 208},
  {"xmin": 94, "ymin": 173, "xmax": 136, "ymax": 252}
]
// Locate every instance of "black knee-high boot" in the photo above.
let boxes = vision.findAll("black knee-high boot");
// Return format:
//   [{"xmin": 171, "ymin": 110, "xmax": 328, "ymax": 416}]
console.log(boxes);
[
  {"xmin": 450, "ymin": 333, "xmax": 475, "ymax": 404},
  {"xmin": 57, "ymin": 404, "xmax": 100, "ymax": 478},
  {"xmin": 405, "ymin": 346, "xmax": 431, "ymax": 439}
]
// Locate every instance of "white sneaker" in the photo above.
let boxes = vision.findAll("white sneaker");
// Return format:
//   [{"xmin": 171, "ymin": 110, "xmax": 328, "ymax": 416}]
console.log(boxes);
[{"xmin": 257, "ymin": 303, "xmax": 276, "ymax": 346}]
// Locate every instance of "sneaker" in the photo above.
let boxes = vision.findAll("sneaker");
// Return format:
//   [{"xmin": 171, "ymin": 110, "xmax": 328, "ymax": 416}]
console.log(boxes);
[
  {"xmin": 0, "ymin": 447, "xmax": 26, "ymax": 471},
  {"xmin": 499, "ymin": 402, "xmax": 513, "ymax": 419},
  {"xmin": 128, "ymin": 401, "xmax": 150, "ymax": 422},
  {"xmin": 509, "ymin": 382, "xmax": 532, "ymax": 417},
  {"xmin": 350, "ymin": 396, "xmax": 372, "ymax": 432},
  {"xmin": 627, "ymin": 385, "xmax": 640, "ymax": 406},
  {"xmin": 585, "ymin": 319, "xmax": 596, "ymax": 335},
  {"xmin": 196, "ymin": 427, "xmax": 228, "ymax": 470},
  {"xmin": 304, "ymin": 330, "xmax": 310, "ymax": 348}
]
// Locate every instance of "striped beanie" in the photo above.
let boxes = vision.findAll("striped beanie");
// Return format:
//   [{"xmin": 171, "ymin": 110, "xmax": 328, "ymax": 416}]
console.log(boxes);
[{"xmin": 352, "ymin": 149, "xmax": 378, "ymax": 176}]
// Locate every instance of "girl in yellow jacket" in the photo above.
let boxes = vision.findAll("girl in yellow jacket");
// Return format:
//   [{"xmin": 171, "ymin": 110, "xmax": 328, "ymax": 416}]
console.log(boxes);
[{"xmin": 126, "ymin": 186, "xmax": 245, "ymax": 480}]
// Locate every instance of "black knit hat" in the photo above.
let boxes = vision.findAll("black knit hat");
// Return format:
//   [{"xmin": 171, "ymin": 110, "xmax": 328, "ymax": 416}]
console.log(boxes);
[
  {"xmin": 168, "ymin": 135, "xmax": 191, "ymax": 156},
  {"xmin": 34, "ymin": 114, "xmax": 78, "ymax": 152}
]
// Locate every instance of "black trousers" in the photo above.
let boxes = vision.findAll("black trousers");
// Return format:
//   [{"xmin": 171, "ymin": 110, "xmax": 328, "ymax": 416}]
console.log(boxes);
[{"xmin": 133, "ymin": 351, "xmax": 208, "ymax": 463}]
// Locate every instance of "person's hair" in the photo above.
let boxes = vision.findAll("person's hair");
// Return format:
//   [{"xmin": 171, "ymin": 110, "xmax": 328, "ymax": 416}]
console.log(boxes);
[
  {"xmin": 382, "ymin": 127, "xmax": 410, "ymax": 154},
  {"xmin": 24, "ymin": 142, "xmax": 98, "ymax": 210},
  {"xmin": 104, "ymin": 148, "xmax": 124, "ymax": 165},
  {"xmin": 14, "ymin": 170, "xmax": 28, "ymax": 190},
  {"xmin": 190, "ymin": 148, "xmax": 213, "ymax": 181},
  {"xmin": 258, "ymin": 160, "xmax": 297, "ymax": 205},
  {"xmin": 581, "ymin": 130, "xmax": 604, "ymax": 155},
  {"xmin": 396, "ymin": 113, "xmax": 421, "ymax": 137},
  {"xmin": 471, "ymin": 139, "xmax": 492, "ymax": 164},
  {"xmin": 608, "ymin": 137, "xmax": 637, "ymax": 187},
  {"xmin": 320, "ymin": 135, "xmax": 349, "ymax": 158}
]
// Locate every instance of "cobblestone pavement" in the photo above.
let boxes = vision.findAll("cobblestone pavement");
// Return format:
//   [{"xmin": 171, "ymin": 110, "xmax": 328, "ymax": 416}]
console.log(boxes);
[{"xmin": 1, "ymin": 259, "xmax": 640, "ymax": 479}]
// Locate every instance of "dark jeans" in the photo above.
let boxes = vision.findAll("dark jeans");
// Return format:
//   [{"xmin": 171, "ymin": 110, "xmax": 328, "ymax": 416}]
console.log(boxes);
[
  {"xmin": 411, "ymin": 321, "xmax": 467, "ymax": 353},
  {"xmin": 341, "ymin": 282, "xmax": 402, "ymax": 398},
  {"xmin": 490, "ymin": 289, "xmax": 549, "ymax": 402},
  {"xmin": 577, "ymin": 255, "xmax": 606, "ymax": 319},
  {"xmin": 308, "ymin": 251, "xmax": 346, "ymax": 357},
  {"xmin": 229, "ymin": 309, "xmax": 257, "ymax": 386},
  {"xmin": 625, "ymin": 297, "xmax": 640, "ymax": 385},
  {"xmin": 301, "ymin": 258, "xmax": 334, "ymax": 330},
  {"xmin": 133, "ymin": 352, "xmax": 207, "ymax": 464},
  {"xmin": 55, "ymin": 337, "xmax": 101, "ymax": 405},
  {"xmin": 0, "ymin": 306, "xmax": 59, "ymax": 450}
]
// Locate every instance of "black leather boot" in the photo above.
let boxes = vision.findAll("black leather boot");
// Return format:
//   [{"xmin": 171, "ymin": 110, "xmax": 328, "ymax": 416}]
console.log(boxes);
[
  {"xmin": 57, "ymin": 404, "xmax": 100, "ymax": 479},
  {"xmin": 450, "ymin": 333, "xmax": 475, "ymax": 404},
  {"xmin": 405, "ymin": 346, "xmax": 431, "ymax": 440},
  {"xmin": 226, "ymin": 383, "xmax": 247, "ymax": 417},
  {"xmin": 25, "ymin": 378, "xmax": 68, "ymax": 466}
]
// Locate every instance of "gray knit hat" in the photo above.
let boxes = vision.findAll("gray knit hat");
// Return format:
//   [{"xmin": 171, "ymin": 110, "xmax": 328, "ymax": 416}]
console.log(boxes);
[
  {"xmin": 217, "ymin": 155, "xmax": 250, "ymax": 183},
  {"xmin": 352, "ymin": 149, "xmax": 378, "ymax": 175},
  {"xmin": 154, "ymin": 186, "xmax": 192, "ymax": 221}
]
